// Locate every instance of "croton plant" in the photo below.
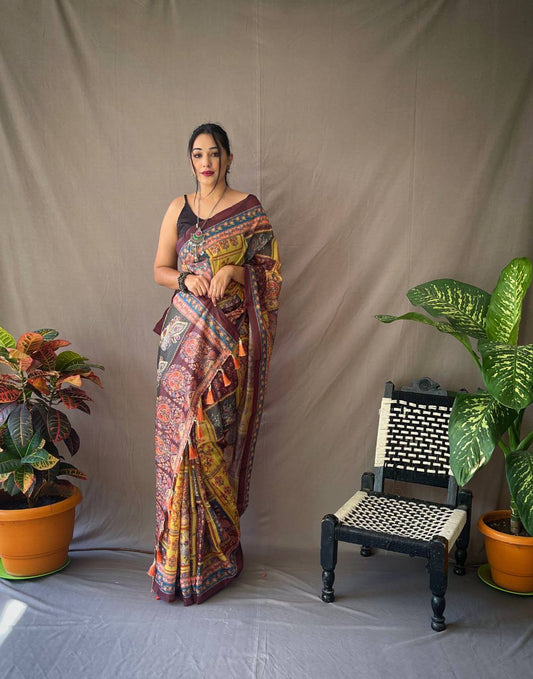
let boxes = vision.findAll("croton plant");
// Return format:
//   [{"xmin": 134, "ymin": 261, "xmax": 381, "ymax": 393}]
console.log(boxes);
[
  {"xmin": 0, "ymin": 327, "xmax": 103, "ymax": 507},
  {"xmin": 377, "ymin": 257, "xmax": 533, "ymax": 536}
]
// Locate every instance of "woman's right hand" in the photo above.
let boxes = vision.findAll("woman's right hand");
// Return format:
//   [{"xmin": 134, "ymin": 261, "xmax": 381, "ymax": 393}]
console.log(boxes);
[{"xmin": 184, "ymin": 274, "xmax": 210, "ymax": 297}]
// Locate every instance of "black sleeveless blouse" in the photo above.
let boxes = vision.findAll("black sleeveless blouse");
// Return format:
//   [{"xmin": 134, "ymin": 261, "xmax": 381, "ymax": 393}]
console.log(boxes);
[{"xmin": 177, "ymin": 195, "xmax": 197, "ymax": 239}]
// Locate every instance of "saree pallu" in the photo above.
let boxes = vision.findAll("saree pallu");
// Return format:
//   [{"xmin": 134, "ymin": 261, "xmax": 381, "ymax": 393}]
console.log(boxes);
[{"xmin": 148, "ymin": 195, "xmax": 281, "ymax": 605}]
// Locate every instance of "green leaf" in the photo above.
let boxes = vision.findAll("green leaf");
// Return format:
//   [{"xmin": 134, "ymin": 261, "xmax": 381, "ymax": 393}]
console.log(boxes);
[
  {"xmin": 449, "ymin": 392, "xmax": 516, "ymax": 486},
  {"xmin": 506, "ymin": 449, "xmax": 533, "ymax": 536},
  {"xmin": 480, "ymin": 341, "xmax": 533, "ymax": 410},
  {"xmin": 55, "ymin": 351, "xmax": 86, "ymax": 372},
  {"xmin": 0, "ymin": 453, "xmax": 21, "ymax": 475},
  {"xmin": 55, "ymin": 462, "xmax": 87, "ymax": 480},
  {"xmin": 13, "ymin": 465, "xmax": 35, "ymax": 494},
  {"xmin": 31, "ymin": 404, "xmax": 49, "ymax": 438},
  {"xmin": 486, "ymin": 258, "xmax": 532, "ymax": 345},
  {"xmin": 0, "ymin": 327, "xmax": 16, "ymax": 349},
  {"xmin": 7, "ymin": 403, "xmax": 33, "ymax": 451},
  {"xmin": 61, "ymin": 362, "xmax": 104, "ymax": 374},
  {"xmin": 1, "ymin": 473, "xmax": 20, "ymax": 496},
  {"xmin": 375, "ymin": 313, "xmax": 480, "ymax": 364},
  {"xmin": 21, "ymin": 448, "xmax": 58, "ymax": 471},
  {"xmin": 407, "ymin": 280, "xmax": 490, "ymax": 339},
  {"xmin": 34, "ymin": 328, "xmax": 59, "ymax": 340}
]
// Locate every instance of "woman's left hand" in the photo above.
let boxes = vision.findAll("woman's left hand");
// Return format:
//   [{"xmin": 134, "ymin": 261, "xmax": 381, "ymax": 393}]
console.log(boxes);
[{"xmin": 208, "ymin": 266, "xmax": 234, "ymax": 304}]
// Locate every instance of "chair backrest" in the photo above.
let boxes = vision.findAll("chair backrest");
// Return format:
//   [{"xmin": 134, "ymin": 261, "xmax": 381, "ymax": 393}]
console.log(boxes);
[{"xmin": 373, "ymin": 381, "xmax": 459, "ymax": 505}]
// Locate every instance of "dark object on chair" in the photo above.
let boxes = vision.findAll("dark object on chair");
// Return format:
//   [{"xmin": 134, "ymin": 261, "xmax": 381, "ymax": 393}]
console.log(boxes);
[{"xmin": 320, "ymin": 379, "xmax": 472, "ymax": 632}]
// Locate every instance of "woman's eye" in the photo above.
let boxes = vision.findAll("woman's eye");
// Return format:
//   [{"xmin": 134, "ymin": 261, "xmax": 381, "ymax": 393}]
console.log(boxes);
[
  {"xmin": 193, "ymin": 153, "xmax": 202, "ymax": 159},
  {"xmin": 212, "ymin": 152, "xmax": 220, "ymax": 157}
]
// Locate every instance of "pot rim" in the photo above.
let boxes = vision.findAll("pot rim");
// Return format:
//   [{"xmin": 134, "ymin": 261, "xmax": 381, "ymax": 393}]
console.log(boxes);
[
  {"xmin": 478, "ymin": 509, "xmax": 533, "ymax": 544},
  {"xmin": 0, "ymin": 483, "xmax": 82, "ymax": 521}
]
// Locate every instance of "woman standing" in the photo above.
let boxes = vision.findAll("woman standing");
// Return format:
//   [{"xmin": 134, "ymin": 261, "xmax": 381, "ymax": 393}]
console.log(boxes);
[{"xmin": 149, "ymin": 123, "xmax": 281, "ymax": 604}]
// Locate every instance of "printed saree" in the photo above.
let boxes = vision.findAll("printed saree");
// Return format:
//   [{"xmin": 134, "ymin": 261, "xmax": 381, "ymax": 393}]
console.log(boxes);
[{"xmin": 148, "ymin": 195, "xmax": 281, "ymax": 604}]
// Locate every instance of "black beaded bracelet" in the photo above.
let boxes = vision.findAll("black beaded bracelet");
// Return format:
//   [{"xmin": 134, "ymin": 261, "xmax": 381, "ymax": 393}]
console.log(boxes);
[{"xmin": 177, "ymin": 272, "xmax": 189, "ymax": 293}]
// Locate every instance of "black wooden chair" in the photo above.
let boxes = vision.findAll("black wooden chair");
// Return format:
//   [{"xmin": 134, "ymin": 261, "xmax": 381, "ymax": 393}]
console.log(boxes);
[{"xmin": 320, "ymin": 379, "xmax": 472, "ymax": 631}]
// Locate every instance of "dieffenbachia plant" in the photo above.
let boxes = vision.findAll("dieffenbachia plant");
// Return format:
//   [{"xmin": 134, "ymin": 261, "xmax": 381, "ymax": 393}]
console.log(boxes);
[
  {"xmin": 0, "ymin": 328, "xmax": 103, "ymax": 507},
  {"xmin": 376, "ymin": 257, "xmax": 533, "ymax": 536}
]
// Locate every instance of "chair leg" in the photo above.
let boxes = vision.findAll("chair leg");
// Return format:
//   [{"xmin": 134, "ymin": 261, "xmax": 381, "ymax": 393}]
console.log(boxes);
[
  {"xmin": 454, "ymin": 489, "xmax": 472, "ymax": 576},
  {"xmin": 320, "ymin": 514, "xmax": 339, "ymax": 603},
  {"xmin": 429, "ymin": 537, "xmax": 448, "ymax": 632},
  {"xmin": 453, "ymin": 532, "xmax": 468, "ymax": 576}
]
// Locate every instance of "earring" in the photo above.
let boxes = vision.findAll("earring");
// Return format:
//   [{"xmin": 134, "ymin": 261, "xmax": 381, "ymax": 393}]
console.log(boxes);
[{"xmin": 227, "ymin": 166, "xmax": 231, "ymax": 174}]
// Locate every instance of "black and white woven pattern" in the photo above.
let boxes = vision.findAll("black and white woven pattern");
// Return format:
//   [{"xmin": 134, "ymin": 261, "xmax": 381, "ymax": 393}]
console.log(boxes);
[
  {"xmin": 376, "ymin": 398, "xmax": 452, "ymax": 478},
  {"xmin": 335, "ymin": 491, "xmax": 466, "ymax": 546}
]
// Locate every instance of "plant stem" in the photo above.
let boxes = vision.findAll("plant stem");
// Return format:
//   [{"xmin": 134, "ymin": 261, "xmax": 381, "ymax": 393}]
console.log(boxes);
[
  {"xmin": 517, "ymin": 430, "xmax": 533, "ymax": 451},
  {"xmin": 509, "ymin": 498, "xmax": 523, "ymax": 535},
  {"xmin": 498, "ymin": 439, "xmax": 510, "ymax": 456}
]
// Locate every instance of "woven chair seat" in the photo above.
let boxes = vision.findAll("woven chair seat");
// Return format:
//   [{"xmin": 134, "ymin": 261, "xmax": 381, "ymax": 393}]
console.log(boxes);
[{"xmin": 335, "ymin": 491, "xmax": 467, "ymax": 548}]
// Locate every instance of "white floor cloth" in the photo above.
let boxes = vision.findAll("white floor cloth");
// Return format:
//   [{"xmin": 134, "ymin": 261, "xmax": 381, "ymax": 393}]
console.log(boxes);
[{"xmin": 1, "ymin": 547, "xmax": 531, "ymax": 679}]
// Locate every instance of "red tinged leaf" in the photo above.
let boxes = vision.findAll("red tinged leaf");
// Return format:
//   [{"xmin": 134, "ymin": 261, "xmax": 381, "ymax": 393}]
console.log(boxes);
[
  {"xmin": 8, "ymin": 349, "xmax": 33, "ymax": 372},
  {"xmin": 81, "ymin": 371, "xmax": 103, "ymax": 388},
  {"xmin": 27, "ymin": 376, "xmax": 50, "ymax": 395},
  {"xmin": 43, "ymin": 339, "xmax": 71, "ymax": 351},
  {"xmin": 0, "ymin": 402, "xmax": 17, "ymax": 426},
  {"xmin": 0, "ymin": 385, "xmax": 21, "ymax": 403},
  {"xmin": 16, "ymin": 332, "xmax": 44, "ymax": 355},
  {"xmin": 58, "ymin": 374, "xmax": 82, "ymax": 387},
  {"xmin": 46, "ymin": 408, "xmax": 71, "ymax": 443},
  {"xmin": 33, "ymin": 344, "xmax": 57, "ymax": 371},
  {"xmin": 63, "ymin": 428, "xmax": 80, "ymax": 456},
  {"xmin": 59, "ymin": 388, "xmax": 92, "ymax": 413}
]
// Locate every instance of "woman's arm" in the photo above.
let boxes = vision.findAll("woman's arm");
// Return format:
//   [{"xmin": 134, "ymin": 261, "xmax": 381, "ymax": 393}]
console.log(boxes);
[
  {"xmin": 153, "ymin": 197, "xmax": 210, "ymax": 296},
  {"xmin": 153, "ymin": 197, "xmax": 182, "ymax": 290}
]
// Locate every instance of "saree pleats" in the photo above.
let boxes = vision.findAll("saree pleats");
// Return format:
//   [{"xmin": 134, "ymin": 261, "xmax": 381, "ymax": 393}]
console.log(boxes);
[{"xmin": 149, "ymin": 196, "xmax": 281, "ymax": 604}]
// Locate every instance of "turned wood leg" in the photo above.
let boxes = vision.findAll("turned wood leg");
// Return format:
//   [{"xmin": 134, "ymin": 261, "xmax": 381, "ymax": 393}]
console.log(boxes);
[
  {"xmin": 320, "ymin": 514, "xmax": 339, "ymax": 603},
  {"xmin": 429, "ymin": 537, "xmax": 448, "ymax": 632}
]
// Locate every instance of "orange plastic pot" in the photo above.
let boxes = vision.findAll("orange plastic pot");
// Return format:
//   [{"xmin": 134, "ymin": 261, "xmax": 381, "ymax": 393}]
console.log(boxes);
[
  {"xmin": 478, "ymin": 510, "xmax": 533, "ymax": 593},
  {"xmin": 0, "ymin": 483, "xmax": 82, "ymax": 577}
]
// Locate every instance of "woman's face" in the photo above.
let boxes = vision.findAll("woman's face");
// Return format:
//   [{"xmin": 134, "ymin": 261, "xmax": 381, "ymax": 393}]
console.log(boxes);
[{"xmin": 190, "ymin": 133, "xmax": 232, "ymax": 191}]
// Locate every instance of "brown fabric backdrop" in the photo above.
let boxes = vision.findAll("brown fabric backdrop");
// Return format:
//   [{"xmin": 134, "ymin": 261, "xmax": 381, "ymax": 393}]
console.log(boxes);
[{"xmin": 1, "ymin": 0, "xmax": 532, "ymax": 561}]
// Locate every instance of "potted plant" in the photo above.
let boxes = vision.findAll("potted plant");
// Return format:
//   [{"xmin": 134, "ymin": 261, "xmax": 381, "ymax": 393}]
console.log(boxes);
[
  {"xmin": 0, "ymin": 326, "xmax": 103, "ymax": 577},
  {"xmin": 376, "ymin": 257, "xmax": 533, "ymax": 592}
]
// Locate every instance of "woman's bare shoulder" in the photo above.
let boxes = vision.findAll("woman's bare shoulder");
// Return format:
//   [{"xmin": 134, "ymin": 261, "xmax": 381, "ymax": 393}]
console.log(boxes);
[{"xmin": 168, "ymin": 195, "xmax": 186, "ymax": 214}]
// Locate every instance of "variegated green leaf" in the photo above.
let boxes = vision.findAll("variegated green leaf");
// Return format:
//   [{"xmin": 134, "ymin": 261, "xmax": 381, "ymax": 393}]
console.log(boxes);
[
  {"xmin": 13, "ymin": 465, "xmax": 35, "ymax": 494},
  {"xmin": 0, "ymin": 452, "xmax": 21, "ymax": 474},
  {"xmin": 480, "ymin": 341, "xmax": 533, "ymax": 410},
  {"xmin": 449, "ymin": 392, "xmax": 516, "ymax": 486},
  {"xmin": 486, "ymin": 258, "xmax": 532, "ymax": 345},
  {"xmin": 506, "ymin": 449, "xmax": 533, "ymax": 536},
  {"xmin": 33, "ymin": 328, "xmax": 59, "ymax": 340},
  {"xmin": 407, "ymin": 280, "xmax": 490, "ymax": 339},
  {"xmin": 55, "ymin": 462, "xmax": 87, "ymax": 479},
  {"xmin": 1, "ymin": 473, "xmax": 20, "ymax": 496},
  {"xmin": 375, "ymin": 313, "xmax": 480, "ymax": 364},
  {"xmin": 7, "ymin": 403, "xmax": 33, "ymax": 452},
  {"xmin": 22, "ymin": 449, "xmax": 58, "ymax": 471},
  {"xmin": 0, "ymin": 327, "xmax": 16, "ymax": 349}
]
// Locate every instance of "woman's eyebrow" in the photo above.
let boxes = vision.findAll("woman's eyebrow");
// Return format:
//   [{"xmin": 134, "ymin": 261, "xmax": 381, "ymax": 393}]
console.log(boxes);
[{"xmin": 192, "ymin": 146, "xmax": 219, "ymax": 151}]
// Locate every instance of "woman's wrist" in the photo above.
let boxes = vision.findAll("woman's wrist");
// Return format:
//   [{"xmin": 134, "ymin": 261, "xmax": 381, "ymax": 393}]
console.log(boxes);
[{"xmin": 177, "ymin": 271, "xmax": 189, "ymax": 292}]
